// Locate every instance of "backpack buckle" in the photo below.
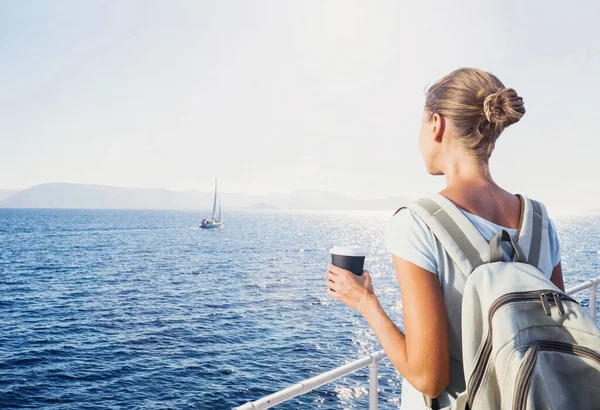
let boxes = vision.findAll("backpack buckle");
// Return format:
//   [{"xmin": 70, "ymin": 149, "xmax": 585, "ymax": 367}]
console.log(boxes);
[
  {"xmin": 552, "ymin": 292, "xmax": 566, "ymax": 317},
  {"xmin": 539, "ymin": 292, "xmax": 552, "ymax": 316}
]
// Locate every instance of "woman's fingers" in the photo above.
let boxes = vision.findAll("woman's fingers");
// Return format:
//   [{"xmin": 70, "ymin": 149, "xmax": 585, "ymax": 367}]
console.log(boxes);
[
  {"xmin": 325, "ymin": 270, "xmax": 348, "ymax": 295},
  {"xmin": 326, "ymin": 271, "xmax": 346, "ymax": 287},
  {"xmin": 325, "ymin": 266, "xmax": 376, "ymax": 310},
  {"xmin": 327, "ymin": 264, "xmax": 351, "ymax": 277},
  {"xmin": 325, "ymin": 271, "xmax": 337, "ymax": 281},
  {"xmin": 325, "ymin": 265, "xmax": 359, "ymax": 298},
  {"xmin": 327, "ymin": 287, "xmax": 340, "ymax": 299},
  {"xmin": 328, "ymin": 266, "xmax": 355, "ymax": 287},
  {"xmin": 325, "ymin": 276, "xmax": 339, "ymax": 292}
]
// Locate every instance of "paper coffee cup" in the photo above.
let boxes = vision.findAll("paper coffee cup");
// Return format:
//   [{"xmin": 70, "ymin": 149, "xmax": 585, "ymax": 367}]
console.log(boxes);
[{"xmin": 330, "ymin": 245, "xmax": 367, "ymax": 276}]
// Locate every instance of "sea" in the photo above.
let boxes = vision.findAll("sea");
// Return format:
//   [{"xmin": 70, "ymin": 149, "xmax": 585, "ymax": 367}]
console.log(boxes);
[{"xmin": 1, "ymin": 209, "xmax": 599, "ymax": 409}]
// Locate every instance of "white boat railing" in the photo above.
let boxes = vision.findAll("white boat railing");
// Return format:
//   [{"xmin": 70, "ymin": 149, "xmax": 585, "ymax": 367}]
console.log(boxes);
[{"xmin": 234, "ymin": 276, "xmax": 600, "ymax": 410}]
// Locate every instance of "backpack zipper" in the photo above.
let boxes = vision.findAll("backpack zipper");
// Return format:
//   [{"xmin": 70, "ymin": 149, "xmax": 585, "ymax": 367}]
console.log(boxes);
[
  {"xmin": 466, "ymin": 290, "xmax": 578, "ymax": 408},
  {"xmin": 512, "ymin": 341, "xmax": 600, "ymax": 409}
]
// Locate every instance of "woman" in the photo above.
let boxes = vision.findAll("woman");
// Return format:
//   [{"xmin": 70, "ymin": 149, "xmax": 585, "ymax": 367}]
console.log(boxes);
[{"xmin": 324, "ymin": 68, "xmax": 563, "ymax": 409}]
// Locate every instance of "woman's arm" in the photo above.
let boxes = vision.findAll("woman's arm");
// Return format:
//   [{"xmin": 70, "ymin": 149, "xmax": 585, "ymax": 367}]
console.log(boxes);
[
  {"xmin": 550, "ymin": 262, "xmax": 565, "ymax": 292},
  {"xmin": 325, "ymin": 257, "xmax": 450, "ymax": 397}
]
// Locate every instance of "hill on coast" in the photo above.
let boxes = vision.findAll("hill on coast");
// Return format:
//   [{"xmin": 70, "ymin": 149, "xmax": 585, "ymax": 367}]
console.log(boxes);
[
  {"xmin": 0, "ymin": 189, "xmax": 19, "ymax": 201},
  {"xmin": 0, "ymin": 183, "xmax": 408, "ymax": 211}
]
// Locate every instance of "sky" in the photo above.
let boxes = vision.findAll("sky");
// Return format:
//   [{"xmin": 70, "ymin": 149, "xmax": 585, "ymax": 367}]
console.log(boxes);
[{"xmin": 1, "ymin": 0, "xmax": 599, "ymax": 211}]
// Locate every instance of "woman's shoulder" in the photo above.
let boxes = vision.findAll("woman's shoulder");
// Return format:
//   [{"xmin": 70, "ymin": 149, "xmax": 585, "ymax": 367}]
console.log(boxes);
[
  {"xmin": 385, "ymin": 207, "xmax": 434, "ymax": 240},
  {"xmin": 384, "ymin": 208, "xmax": 439, "ymax": 275}
]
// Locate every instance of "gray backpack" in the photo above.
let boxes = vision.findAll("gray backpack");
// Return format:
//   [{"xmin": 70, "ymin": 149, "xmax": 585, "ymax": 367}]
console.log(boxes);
[{"xmin": 403, "ymin": 194, "xmax": 600, "ymax": 409}]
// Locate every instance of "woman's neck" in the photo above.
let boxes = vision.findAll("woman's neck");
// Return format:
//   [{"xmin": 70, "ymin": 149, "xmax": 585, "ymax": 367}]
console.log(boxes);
[{"xmin": 443, "ymin": 156, "xmax": 495, "ymax": 190}]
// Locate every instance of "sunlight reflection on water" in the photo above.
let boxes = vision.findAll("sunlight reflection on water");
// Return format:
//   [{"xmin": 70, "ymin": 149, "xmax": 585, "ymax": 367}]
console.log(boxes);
[{"xmin": 0, "ymin": 210, "xmax": 598, "ymax": 409}]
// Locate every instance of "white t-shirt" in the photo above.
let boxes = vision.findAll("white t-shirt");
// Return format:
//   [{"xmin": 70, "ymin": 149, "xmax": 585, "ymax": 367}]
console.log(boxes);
[{"xmin": 384, "ymin": 208, "xmax": 561, "ymax": 409}]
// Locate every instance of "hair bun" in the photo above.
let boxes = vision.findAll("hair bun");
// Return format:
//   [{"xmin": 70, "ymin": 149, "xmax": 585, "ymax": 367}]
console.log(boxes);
[{"xmin": 483, "ymin": 88, "xmax": 525, "ymax": 127}]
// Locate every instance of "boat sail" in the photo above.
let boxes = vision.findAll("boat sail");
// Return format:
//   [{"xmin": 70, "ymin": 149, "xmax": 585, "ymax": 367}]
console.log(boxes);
[
  {"xmin": 200, "ymin": 179, "xmax": 225, "ymax": 229},
  {"xmin": 216, "ymin": 201, "xmax": 224, "ymax": 223}
]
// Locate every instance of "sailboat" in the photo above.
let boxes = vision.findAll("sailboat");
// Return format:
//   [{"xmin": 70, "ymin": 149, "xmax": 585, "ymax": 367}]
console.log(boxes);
[{"xmin": 200, "ymin": 179, "xmax": 225, "ymax": 229}]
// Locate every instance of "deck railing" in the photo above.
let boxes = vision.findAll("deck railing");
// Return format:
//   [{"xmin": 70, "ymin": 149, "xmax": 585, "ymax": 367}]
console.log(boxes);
[{"xmin": 234, "ymin": 276, "xmax": 600, "ymax": 410}]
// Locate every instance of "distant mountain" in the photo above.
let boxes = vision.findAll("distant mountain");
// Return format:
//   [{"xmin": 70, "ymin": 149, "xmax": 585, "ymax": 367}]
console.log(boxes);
[
  {"xmin": 0, "ymin": 183, "xmax": 212, "ymax": 210},
  {"xmin": 0, "ymin": 189, "xmax": 19, "ymax": 201},
  {"xmin": 0, "ymin": 183, "xmax": 408, "ymax": 211}
]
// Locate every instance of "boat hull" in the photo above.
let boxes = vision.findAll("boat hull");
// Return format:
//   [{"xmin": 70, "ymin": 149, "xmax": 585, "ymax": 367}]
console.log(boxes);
[{"xmin": 200, "ymin": 223, "xmax": 224, "ymax": 229}]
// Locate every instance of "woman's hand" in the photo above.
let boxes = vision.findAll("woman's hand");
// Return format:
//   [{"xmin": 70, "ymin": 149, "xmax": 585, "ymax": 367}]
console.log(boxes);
[{"xmin": 324, "ymin": 264, "xmax": 376, "ymax": 314}]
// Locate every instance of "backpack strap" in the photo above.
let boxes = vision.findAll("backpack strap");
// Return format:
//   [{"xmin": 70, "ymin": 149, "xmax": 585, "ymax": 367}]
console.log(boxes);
[
  {"xmin": 395, "ymin": 194, "xmax": 490, "ymax": 276},
  {"xmin": 395, "ymin": 194, "xmax": 550, "ymax": 274},
  {"xmin": 528, "ymin": 199, "xmax": 543, "ymax": 267},
  {"xmin": 423, "ymin": 395, "xmax": 441, "ymax": 409},
  {"xmin": 514, "ymin": 195, "xmax": 549, "ymax": 272}
]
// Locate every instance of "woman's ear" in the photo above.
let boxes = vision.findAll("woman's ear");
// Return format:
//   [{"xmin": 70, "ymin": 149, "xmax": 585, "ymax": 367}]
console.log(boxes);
[{"xmin": 431, "ymin": 113, "xmax": 445, "ymax": 143}]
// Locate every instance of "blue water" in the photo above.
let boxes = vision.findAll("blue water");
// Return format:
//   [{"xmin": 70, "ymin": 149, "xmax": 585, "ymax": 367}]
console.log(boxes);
[{"xmin": 1, "ymin": 209, "xmax": 599, "ymax": 409}]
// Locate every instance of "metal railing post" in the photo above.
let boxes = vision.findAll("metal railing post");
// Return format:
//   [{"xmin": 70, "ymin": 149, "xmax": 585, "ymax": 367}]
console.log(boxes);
[
  {"xmin": 591, "ymin": 284, "xmax": 598, "ymax": 320},
  {"xmin": 369, "ymin": 360, "xmax": 378, "ymax": 410}
]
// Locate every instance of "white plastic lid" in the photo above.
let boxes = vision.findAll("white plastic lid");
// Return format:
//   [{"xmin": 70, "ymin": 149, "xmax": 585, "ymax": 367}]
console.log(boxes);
[{"xmin": 329, "ymin": 245, "xmax": 367, "ymax": 257}]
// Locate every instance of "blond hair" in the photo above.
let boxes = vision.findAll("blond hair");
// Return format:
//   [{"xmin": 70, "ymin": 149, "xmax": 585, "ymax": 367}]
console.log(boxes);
[{"xmin": 425, "ymin": 68, "xmax": 525, "ymax": 161}]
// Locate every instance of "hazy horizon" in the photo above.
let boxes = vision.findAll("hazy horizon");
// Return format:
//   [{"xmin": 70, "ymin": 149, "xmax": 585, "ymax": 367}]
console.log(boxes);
[
  {"xmin": 0, "ymin": 181, "xmax": 408, "ymax": 199},
  {"xmin": 2, "ymin": 1, "xmax": 600, "ymax": 211},
  {"xmin": 2, "ymin": 181, "xmax": 600, "ymax": 213}
]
